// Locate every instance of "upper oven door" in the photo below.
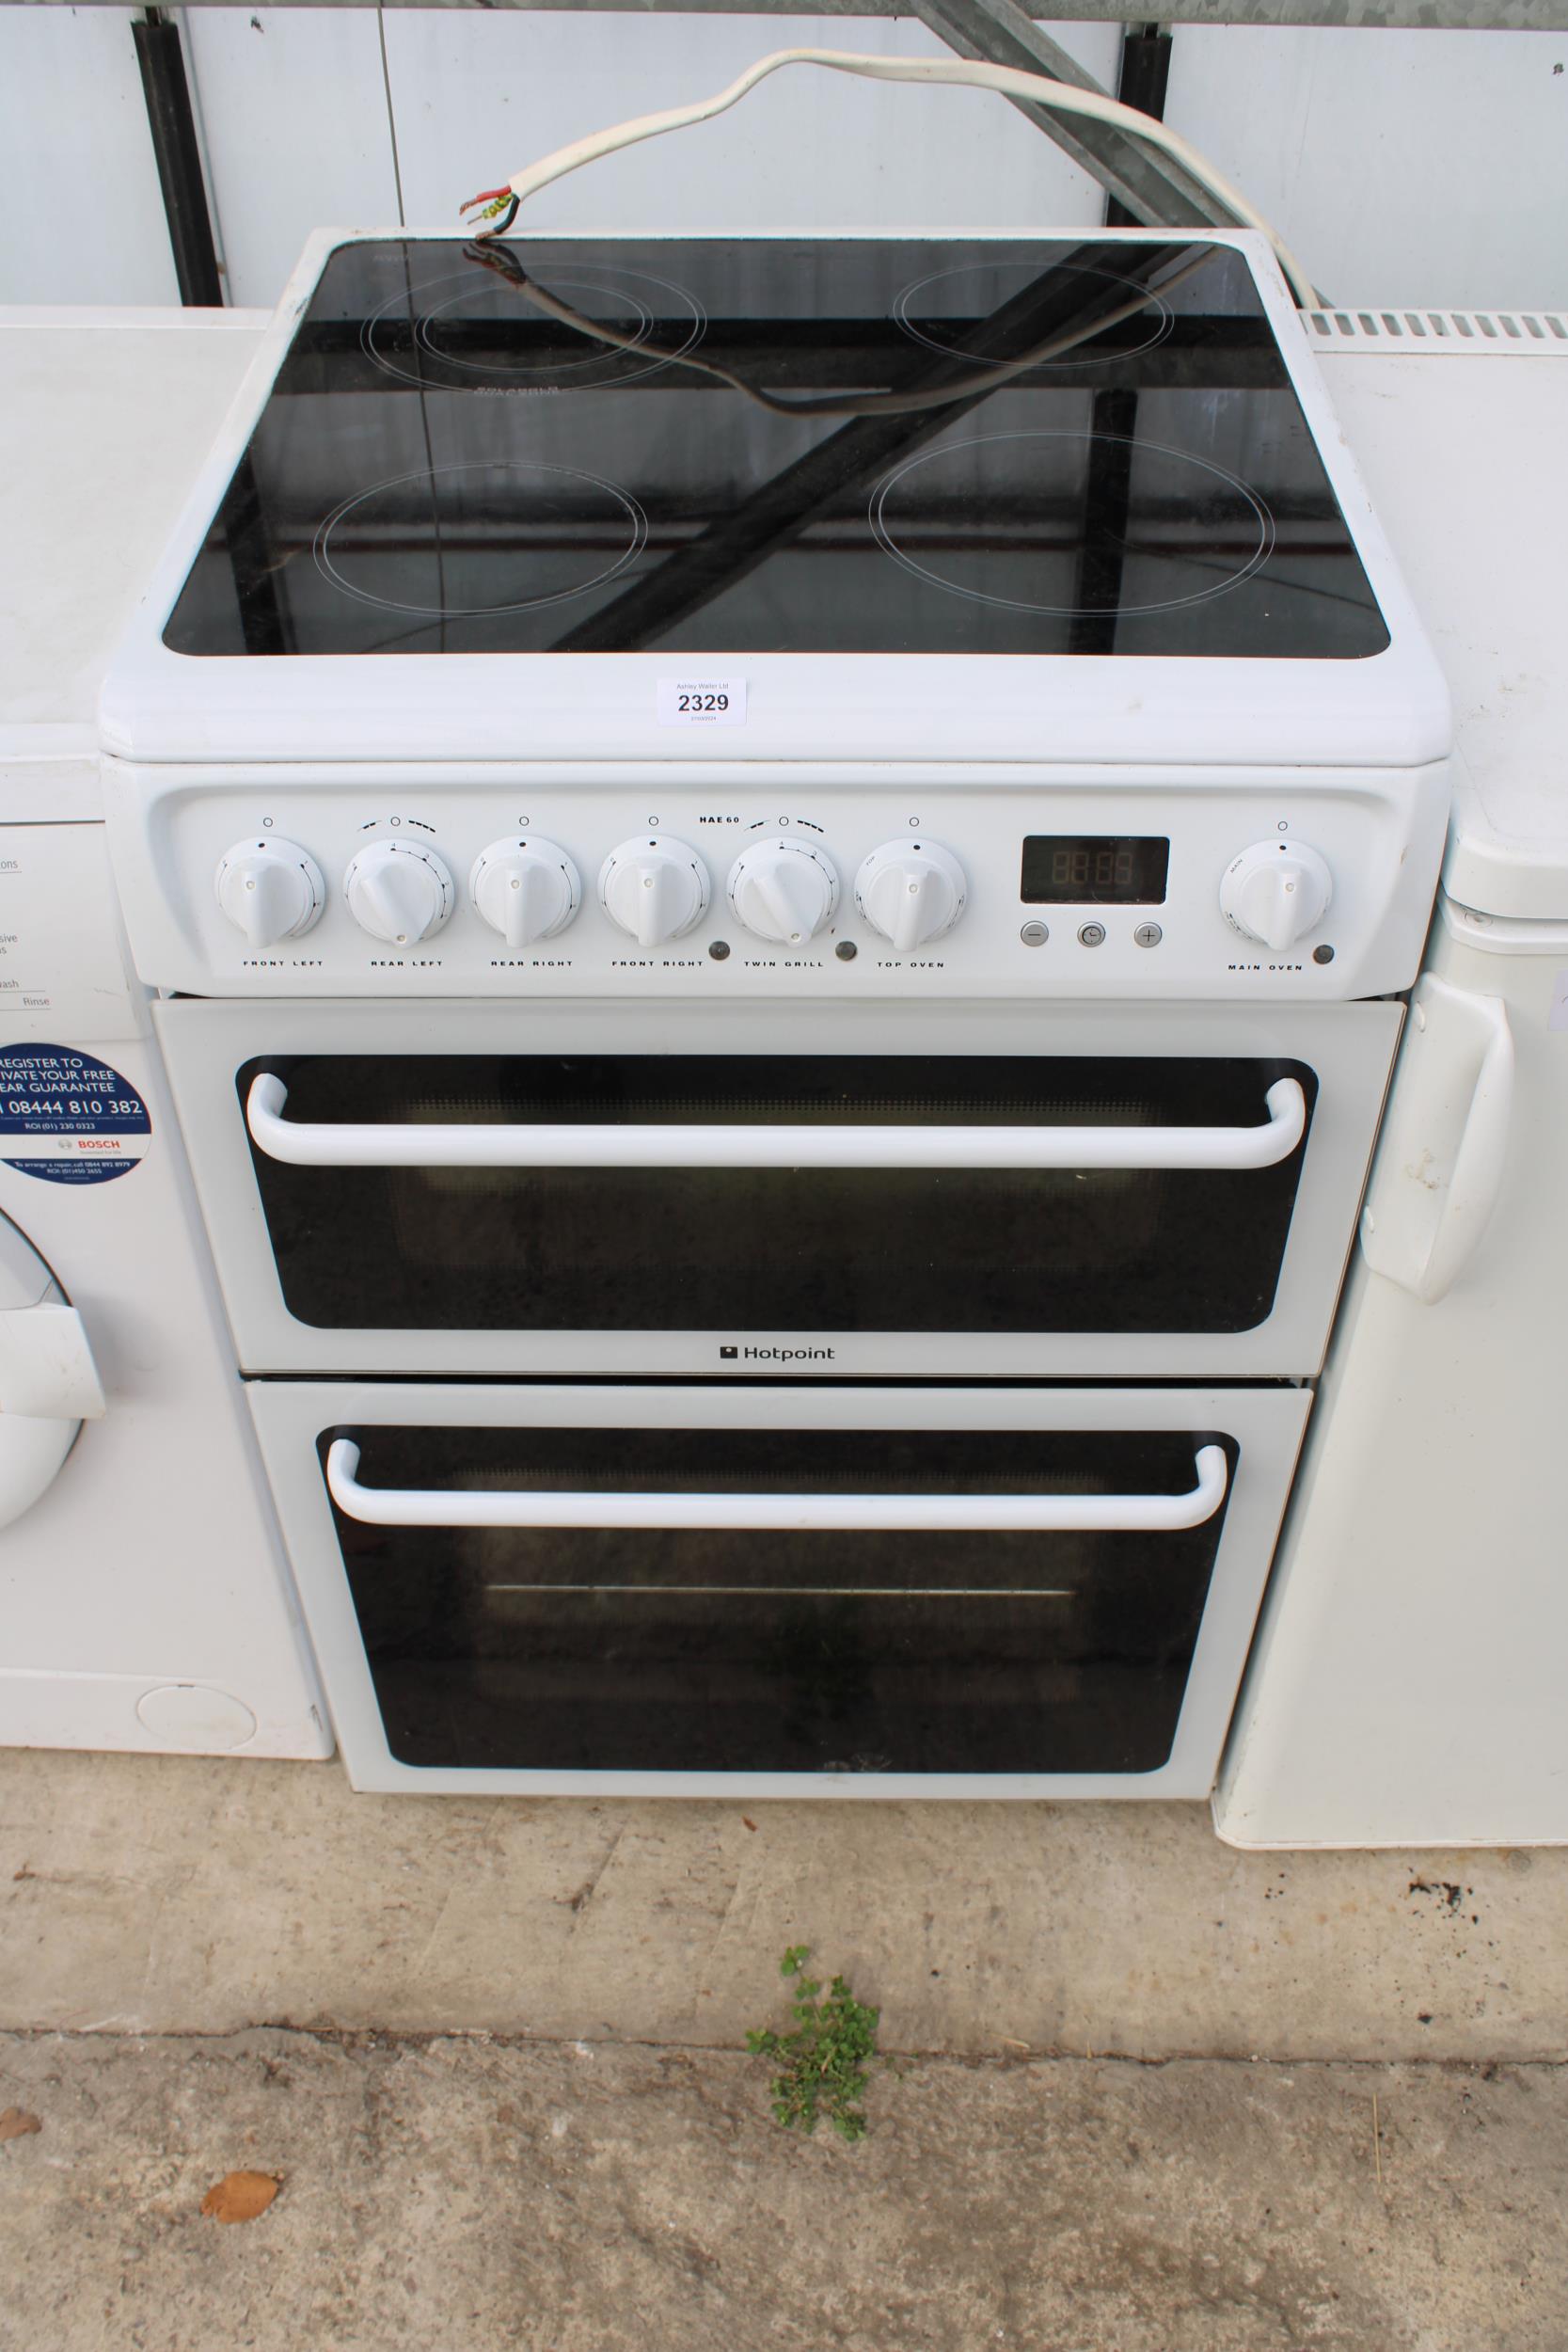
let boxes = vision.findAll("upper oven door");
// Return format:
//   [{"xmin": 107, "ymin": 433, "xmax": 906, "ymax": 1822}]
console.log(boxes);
[{"xmin": 155, "ymin": 998, "xmax": 1400, "ymax": 1379}]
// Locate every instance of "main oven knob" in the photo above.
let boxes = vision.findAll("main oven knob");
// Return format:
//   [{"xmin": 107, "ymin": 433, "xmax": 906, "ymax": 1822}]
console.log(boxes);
[
  {"xmin": 214, "ymin": 836, "xmax": 325, "ymax": 950},
  {"xmin": 343, "ymin": 839, "xmax": 454, "ymax": 946},
  {"xmin": 726, "ymin": 837, "xmax": 839, "ymax": 946},
  {"xmin": 854, "ymin": 840, "xmax": 968, "ymax": 954},
  {"xmin": 1220, "ymin": 841, "xmax": 1333, "ymax": 954},
  {"xmin": 598, "ymin": 835, "xmax": 711, "ymax": 948},
  {"xmin": 470, "ymin": 837, "xmax": 581, "ymax": 949}
]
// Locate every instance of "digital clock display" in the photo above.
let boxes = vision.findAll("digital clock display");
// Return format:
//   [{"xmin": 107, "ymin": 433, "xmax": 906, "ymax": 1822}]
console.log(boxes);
[{"xmin": 1021, "ymin": 835, "xmax": 1170, "ymax": 906}]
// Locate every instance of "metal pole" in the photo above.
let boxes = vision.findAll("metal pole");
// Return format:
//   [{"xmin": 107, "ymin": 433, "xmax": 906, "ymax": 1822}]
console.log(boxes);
[
  {"xmin": 1107, "ymin": 21, "xmax": 1175, "ymax": 226},
  {"xmin": 914, "ymin": 0, "xmax": 1232, "ymax": 229},
  {"xmin": 132, "ymin": 8, "xmax": 224, "ymax": 307}
]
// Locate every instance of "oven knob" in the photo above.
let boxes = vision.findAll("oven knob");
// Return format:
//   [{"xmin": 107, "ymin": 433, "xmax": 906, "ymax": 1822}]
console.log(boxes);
[
  {"xmin": 343, "ymin": 839, "xmax": 454, "ymax": 946},
  {"xmin": 214, "ymin": 836, "xmax": 325, "ymax": 950},
  {"xmin": 1220, "ymin": 841, "xmax": 1333, "ymax": 953},
  {"xmin": 854, "ymin": 840, "xmax": 968, "ymax": 953},
  {"xmin": 470, "ymin": 837, "xmax": 581, "ymax": 948},
  {"xmin": 598, "ymin": 835, "xmax": 711, "ymax": 948},
  {"xmin": 726, "ymin": 838, "xmax": 839, "ymax": 946}
]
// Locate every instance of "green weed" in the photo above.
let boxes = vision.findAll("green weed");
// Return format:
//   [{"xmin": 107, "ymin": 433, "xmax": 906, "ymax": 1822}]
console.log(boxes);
[{"xmin": 746, "ymin": 1946, "xmax": 880, "ymax": 2142}]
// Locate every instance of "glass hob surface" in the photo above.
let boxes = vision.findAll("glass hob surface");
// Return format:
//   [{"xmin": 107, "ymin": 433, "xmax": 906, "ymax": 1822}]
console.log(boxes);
[{"xmin": 164, "ymin": 235, "xmax": 1389, "ymax": 661}]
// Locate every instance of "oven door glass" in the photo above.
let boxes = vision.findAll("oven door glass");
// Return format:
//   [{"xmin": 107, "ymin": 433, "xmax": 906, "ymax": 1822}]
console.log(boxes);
[
  {"xmin": 241, "ymin": 1053, "xmax": 1315, "ymax": 1336},
  {"xmin": 323, "ymin": 1422, "xmax": 1237, "ymax": 1777}
]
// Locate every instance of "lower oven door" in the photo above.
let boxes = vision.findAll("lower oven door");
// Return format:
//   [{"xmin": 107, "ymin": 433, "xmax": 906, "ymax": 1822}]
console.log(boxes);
[
  {"xmin": 247, "ymin": 1382, "xmax": 1310, "ymax": 1799},
  {"xmin": 160, "ymin": 998, "xmax": 1400, "ymax": 1379}
]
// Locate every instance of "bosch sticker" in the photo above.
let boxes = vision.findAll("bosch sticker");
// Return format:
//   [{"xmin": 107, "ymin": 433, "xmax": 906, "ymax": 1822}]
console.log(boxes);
[{"xmin": 0, "ymin": 1045, "xmax": 150, "ymax": 1184}]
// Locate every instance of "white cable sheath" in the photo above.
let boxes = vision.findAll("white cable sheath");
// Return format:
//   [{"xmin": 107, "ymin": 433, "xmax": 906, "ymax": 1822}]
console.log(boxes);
[{"xmin": 488, "ymin": 47, "xmax": 1320, "ymax": 310}]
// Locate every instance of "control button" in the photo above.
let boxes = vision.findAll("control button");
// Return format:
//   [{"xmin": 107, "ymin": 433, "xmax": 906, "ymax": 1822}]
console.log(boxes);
[
  {"xmin": 1133, "ymin": 922, "xmax": 1164, "ymax": 948},
  {"xmin": 598, "ymin": 835, "xmax": 710, "ymax": 947},
  {"xmin": 853, "ymin": 840, "xmax": 968, "ymax": 953},
  {"xmin": 1313, "ymin": 943, "xmax": 1336, "ymax": 965},
  {"xmin": 470, "ymin": 837, "xmax": 580, "ymax": 948},
  {"xmin": 1220, "ymin": 840, "xmax": 1333, "ymax": 952},
  {"xmin": 1020, "ymin": 920, "xmax": 1049, "ymax": 947},
  {"xmin": 343, "ymin": 839, "xmax": 454, "ymax": 946},
  {"xmin": 1077, "ymin": 921, "xmax": 1107, "ymax": 948},
  {"xmin": 214, "ymin": 837, "xmax": 325, "ymax": 950},
  {"xmin": 727, "ymin": 837, "xmax": 839, "ymax": 945},
  {"xmin": 834, "ymin": 940, "xmax": 858, "ymax": 961}
]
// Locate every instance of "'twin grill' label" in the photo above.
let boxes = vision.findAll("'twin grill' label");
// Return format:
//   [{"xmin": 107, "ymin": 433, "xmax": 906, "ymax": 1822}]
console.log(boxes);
[{"xmin": 0, "ymin": 1046, "xmax": 150, "ymax": 1184}]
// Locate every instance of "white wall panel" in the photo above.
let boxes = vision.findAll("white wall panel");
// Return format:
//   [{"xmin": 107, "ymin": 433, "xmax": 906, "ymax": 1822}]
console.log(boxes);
[
  {"xmin": 1165, "ymin": 27, "xmax": 1568, "ymax": 310},
  {"xmin": 381, "ymin": 12, "xmax": 1121, "ymax": 242},
  {"xmin": 0, "ymin": 6, "xmax": 178, "ymax": 305},
  {"xmin": 183, "ymin": 6, "xmax": 400, "ymax": 307},
  {"xmin": 5, "ymin": 10, "xmax": 1564, "ymax": 317}
]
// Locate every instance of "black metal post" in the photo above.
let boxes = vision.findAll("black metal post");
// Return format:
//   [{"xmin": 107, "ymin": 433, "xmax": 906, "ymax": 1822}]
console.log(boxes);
[
  {"xmin": 1106, "ymin": 23, "xmax": 1175, "ymax": 229},
  {"xmin": 133, "ymin": 8, "xmax": 224, "ymax": 307}
]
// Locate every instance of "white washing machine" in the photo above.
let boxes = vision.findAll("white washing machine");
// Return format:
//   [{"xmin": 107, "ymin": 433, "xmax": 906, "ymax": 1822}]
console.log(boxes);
[{"xmin": 0, "ymin": 309, "xmax": 328, "ymax": 1757}]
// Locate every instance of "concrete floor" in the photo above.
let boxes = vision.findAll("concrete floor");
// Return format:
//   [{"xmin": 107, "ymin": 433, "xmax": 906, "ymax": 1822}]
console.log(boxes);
[{"xmin": 2, "ymin": 1750, "xmax": 1565, "ymax": 2349}]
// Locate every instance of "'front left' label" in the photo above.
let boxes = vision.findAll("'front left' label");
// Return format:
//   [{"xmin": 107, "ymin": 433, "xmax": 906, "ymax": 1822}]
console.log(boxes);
[{"xmin": 0, "ymin": 1046, "xmax": 150, "ymax": 1184}]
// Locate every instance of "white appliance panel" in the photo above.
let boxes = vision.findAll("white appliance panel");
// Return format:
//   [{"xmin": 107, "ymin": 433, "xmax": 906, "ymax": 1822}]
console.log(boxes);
[
  {"xmin": 108, "ymin": 760, "xmax": 1449, "ymax": 1005},
  {"xmin": 1216, "ymin": 920, "xmax": 1568, "ymax": 1845},
  {"xmin": 0, "ymin": 1020, "xmax": 328, "ymax": 1757}
]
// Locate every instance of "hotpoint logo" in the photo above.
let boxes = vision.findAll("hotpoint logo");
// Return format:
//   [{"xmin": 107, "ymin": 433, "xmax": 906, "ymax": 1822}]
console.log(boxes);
[{"xmin": 721, "ymin": 1343, "xmax": 835, "ymax": 1362}]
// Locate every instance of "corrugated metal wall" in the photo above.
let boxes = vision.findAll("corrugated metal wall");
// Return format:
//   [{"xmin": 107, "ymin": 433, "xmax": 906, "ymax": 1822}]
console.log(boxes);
[{"xmin": 2, "ymin": 7, "xmax": 1564, "ymax": 310}]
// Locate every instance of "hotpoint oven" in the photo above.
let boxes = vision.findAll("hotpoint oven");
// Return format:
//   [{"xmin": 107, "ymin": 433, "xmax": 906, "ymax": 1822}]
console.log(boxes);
[{"xmin": 101, "ymin": 228, "xmax": 1450, "ymax": 1796}]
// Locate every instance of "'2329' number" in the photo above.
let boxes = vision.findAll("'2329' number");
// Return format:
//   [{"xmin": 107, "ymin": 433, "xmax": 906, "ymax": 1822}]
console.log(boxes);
[{"xmin": 676, "ymin": 691, "xmax": 729, "ymax": 713}]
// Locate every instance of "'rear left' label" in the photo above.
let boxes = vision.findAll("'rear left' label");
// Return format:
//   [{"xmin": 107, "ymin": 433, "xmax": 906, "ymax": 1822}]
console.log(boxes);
[{"xmin": 0, "ymin": 1045, "xmax": 150, "ymax": 1184}]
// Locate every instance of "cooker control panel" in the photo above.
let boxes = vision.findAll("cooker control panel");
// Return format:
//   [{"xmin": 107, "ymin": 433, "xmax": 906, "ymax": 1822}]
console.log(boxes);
[{"xmin": 112, "ymin": 764, "xmax": 1449, "ymax": 1002}]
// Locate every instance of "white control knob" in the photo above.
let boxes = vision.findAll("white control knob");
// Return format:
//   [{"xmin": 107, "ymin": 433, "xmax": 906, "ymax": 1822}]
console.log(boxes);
[
  {"xmin": 598, "ymin": 835, "xmax": 710, "ymax": 948},
  {"xmin": 854, "ymin": 839, "xmax": 968, "ymax": 954},
  {"xmin": 1220, "ymin": 841, "xmax": 1333, "ymax": 953},
  {"xmin": 343, "ymin": 839, "xmax": 454, "ymax": 946},
  {"xmin": 470, "ymin": 837, "xmax": 581, "ymax": 949},
  {"xmin": 727, "ymin": 837, "xmax": 839, "ymax": 946},
  {"xmin": 214, "ymin": 836, "xmax": 325, "ymax": 950}
]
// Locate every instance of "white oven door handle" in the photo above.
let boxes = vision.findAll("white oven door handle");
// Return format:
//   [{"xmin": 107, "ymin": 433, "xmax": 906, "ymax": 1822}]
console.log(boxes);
[
  {"xmin": 325, "ymin": 1438, "xmax": 1229, "ymax": 1534},
  {"xmin": 247, "ymin": 1073, "xmax": 1306, "ymax": 1174}
]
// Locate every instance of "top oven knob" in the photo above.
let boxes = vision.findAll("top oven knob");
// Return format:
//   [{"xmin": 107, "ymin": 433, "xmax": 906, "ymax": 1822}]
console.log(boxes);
[
  {"xmin": 343, "ymin": 839, "xmax": 454, "ymax": 946},
  {"xmin": 1220, "ymin": 841, "xmax": 1333, "ymax": 953},
  {"xmin": 854, "ymin": 840, "xmax": 968, "ymax": 953},
  {"xmin": 470, "ymin": 837, "xmax": 581, "ymax": 949},
  {"xmin": 214, "ymin": 836, "xmax": 325, "ymax": 950},
  {"xmin": 598, "ymin": 835, "xmax": 711, "ymax": 948},
  {"xmin": 726, "ymin": 838, "xmax": 839, "ymax": 946}
]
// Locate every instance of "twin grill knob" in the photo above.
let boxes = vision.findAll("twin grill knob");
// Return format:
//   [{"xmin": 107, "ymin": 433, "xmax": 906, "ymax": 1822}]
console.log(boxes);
[{"xmin": 214, "ymin": 834, "xmax": 970, "ymax": 954}]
